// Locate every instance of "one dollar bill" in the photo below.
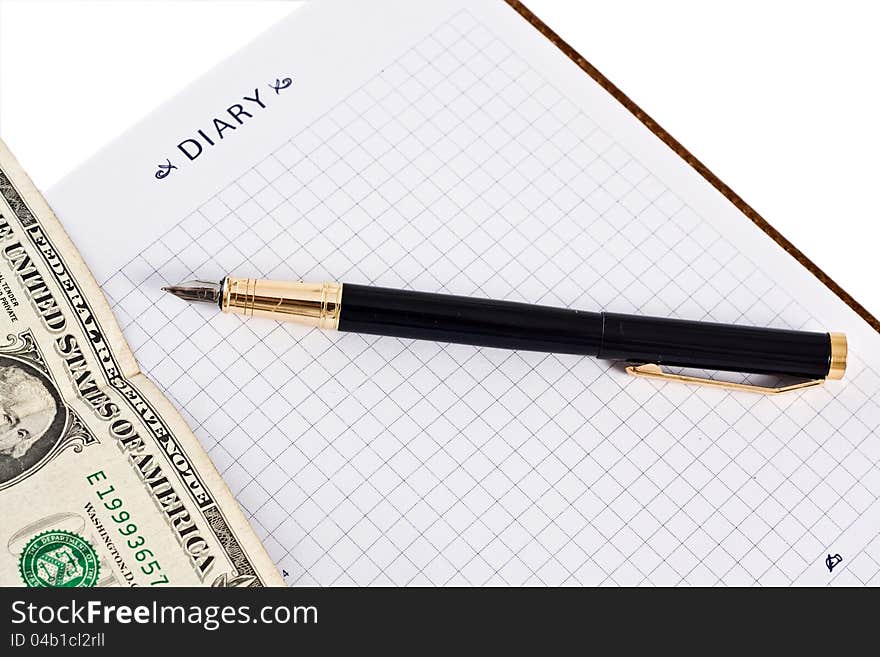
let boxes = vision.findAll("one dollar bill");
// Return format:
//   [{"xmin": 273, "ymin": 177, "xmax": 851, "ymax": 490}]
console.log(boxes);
[{"xmin": 0, "ymin": 139, "xmax": 283, "ymax": 587}]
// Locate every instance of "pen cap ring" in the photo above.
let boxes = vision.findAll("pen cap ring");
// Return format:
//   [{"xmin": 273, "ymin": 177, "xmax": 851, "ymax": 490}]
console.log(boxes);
[
  {"xmin": 827, "ymin": 332, "xmax": 847, "ymax": 380},
  {"xmin": 222, "ymin": 277, "xmax": 342, "ymax": 329}
]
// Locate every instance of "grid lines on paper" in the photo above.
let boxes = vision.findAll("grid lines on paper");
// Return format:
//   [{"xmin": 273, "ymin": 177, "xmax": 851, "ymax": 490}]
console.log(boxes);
[{"xmin": 103, "ymin": 10, "xmax": 880, "ymax": 586}]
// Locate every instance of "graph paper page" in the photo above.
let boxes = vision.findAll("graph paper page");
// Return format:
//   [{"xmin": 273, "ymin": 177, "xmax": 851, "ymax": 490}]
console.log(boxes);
[{"xmin": 50, "ymin": 0, "xmax": 880, "ymax": 585}]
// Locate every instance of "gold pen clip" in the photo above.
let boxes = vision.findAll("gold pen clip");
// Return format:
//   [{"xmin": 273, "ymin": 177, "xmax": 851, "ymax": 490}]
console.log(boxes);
[
  {"xmin": 626, "ymin": 332, "xmax": 846, "ymax": 394},
  {"xmin": 625, "ymin": 363, "xmax": 825, "ymax": 395}
]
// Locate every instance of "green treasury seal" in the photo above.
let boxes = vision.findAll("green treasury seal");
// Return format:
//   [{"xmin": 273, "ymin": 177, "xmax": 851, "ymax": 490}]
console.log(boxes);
[{"xmin": 19, "ymin": 530, "xmax": 100, "ymax": 587}]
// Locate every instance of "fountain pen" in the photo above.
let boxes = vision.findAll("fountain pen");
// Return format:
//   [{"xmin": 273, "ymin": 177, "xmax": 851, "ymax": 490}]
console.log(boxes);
[{"xmin": 163, "ymin": 276, "xmax": 847, "ymax": 393}]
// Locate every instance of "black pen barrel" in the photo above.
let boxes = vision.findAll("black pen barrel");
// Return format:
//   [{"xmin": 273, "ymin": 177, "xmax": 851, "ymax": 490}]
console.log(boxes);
[
  {"xmin": 338, "ymin": 284, "xmax": 604, "ymax": 355},
  {"xmin": 338, "ymin": 284, "xmax": 835, "ymax": 379}
]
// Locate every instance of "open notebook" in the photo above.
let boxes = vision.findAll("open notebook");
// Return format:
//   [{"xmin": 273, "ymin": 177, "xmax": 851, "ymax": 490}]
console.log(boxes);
[{"xmin": 50, "ymin": 0, "xmax": 880, "ymax": 585}]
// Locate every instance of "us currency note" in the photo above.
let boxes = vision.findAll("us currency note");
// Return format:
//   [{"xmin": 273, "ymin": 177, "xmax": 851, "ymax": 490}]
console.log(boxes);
[{"xmin": 0, "ymin": 139, "xmax": 283, "ymax": 587}]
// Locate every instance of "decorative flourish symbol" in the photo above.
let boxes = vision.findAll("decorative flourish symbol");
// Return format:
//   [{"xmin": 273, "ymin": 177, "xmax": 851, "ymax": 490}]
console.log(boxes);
[
  {"xmin": 825, "ymin": 553, "xmax": 843, "ymax": 572},
  {"xmin": 155, "ymin": 159, "xmax": 177, "ymax": 179},
  {"xmin": 271, "ymin": 77, "xmax": 293, "ymax": 94}
]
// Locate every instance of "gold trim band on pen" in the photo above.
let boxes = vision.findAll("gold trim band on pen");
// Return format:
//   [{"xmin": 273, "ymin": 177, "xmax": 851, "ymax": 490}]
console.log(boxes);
[
  {"xmin": 221, "ymin": 277, "xmax": 343, "ymax": 329},
  {"xmin": 827, "ymin": 332, "xmax": 847, "ymax": 380}
]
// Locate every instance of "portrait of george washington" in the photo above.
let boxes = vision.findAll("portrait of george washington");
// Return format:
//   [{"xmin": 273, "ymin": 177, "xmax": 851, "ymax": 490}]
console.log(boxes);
[{"xmin": 0, "ymin": 357, "xmax": 66, "ymax": 486}]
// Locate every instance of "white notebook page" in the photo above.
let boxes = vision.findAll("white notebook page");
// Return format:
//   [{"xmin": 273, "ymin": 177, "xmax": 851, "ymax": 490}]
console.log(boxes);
[{"xmin": 50, "ymin": 0, "xmax": 880, "ymax": 585}]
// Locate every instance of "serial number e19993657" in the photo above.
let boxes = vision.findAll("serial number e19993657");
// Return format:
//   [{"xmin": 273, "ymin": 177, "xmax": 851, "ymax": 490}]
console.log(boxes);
[{"xmin": 86, "ymin": 471, "xmax": 169, "ymax": 586}]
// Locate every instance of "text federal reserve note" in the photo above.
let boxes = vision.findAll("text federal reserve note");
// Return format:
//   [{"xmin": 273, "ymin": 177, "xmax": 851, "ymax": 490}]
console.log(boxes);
[{"xmin": 0, "ymin": 139, "xmax": 283, "ymax": 587}]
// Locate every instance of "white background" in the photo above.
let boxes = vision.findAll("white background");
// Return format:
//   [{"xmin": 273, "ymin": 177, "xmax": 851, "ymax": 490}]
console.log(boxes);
[{"xmin": 0, "ymin": 0, "xmax": 877, "ymax": 319}]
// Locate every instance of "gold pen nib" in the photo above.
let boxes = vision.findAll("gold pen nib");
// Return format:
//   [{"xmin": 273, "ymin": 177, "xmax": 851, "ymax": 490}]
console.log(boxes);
[{"xmin": 162, "ymin": 279, "xmax": 223, "ymax": 306}]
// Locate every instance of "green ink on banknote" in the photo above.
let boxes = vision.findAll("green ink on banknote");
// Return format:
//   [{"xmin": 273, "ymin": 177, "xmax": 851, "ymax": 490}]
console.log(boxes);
[{"xmin": 19, "ymin": 529, "xmax": 100, "ymax": 587}]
